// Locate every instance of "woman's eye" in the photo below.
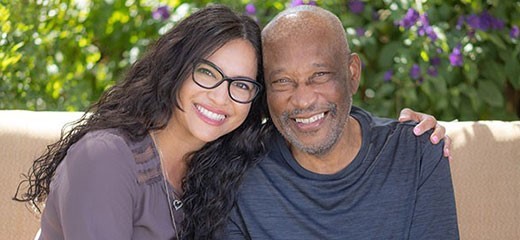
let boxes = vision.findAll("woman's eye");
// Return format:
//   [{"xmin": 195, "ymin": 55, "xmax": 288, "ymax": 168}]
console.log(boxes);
[
  {"xmin": 232, "ymin": 81, "xmax": 251, "ymax": 90},
  {"xmin": 197, "ymin": 68, "xmax": 216, "ymax": 78}
]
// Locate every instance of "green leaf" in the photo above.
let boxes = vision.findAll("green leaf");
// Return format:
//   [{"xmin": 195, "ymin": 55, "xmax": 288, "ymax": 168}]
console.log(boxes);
[
  {"xmin": 463, "ymin": 60, "xmax": 478, "ymax": 84},
  {"xmin": 505, "ymin": 57, "xmax": 520, "ymax": 90},
  {"xmin": 486, "ymin": 33, "xmax": 507, "ymax": 50},
  {"xmin": 478, "ymin": 80, "xmax": 504, "ymax": 107},
  {"xmin": 377, "ymin": 41, "xmax": 400, "ymax": 69}
]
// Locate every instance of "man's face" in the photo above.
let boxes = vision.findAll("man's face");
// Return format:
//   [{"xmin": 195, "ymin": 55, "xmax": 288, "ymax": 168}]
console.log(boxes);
[{"xmin": 263, "ymin": 33, "xmax": 358, "ymax": 156}]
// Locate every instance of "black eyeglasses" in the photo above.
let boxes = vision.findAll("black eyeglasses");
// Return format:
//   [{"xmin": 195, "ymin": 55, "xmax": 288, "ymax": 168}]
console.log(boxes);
[{"xmin": 192, "ymin": 59, "xmax": 262, "ymax": 104}]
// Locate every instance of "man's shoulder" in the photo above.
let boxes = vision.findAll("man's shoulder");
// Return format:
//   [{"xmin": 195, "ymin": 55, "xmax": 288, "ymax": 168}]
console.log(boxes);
[{"xmin": 351, "ymin": 106, "xmax": 416, "ymax": 137}]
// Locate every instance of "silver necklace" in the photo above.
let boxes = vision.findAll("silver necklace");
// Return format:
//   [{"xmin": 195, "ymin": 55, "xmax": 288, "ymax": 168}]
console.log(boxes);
[{"xmin": 150, "ymin": 132, "xmax": 182, "ymax": 239}]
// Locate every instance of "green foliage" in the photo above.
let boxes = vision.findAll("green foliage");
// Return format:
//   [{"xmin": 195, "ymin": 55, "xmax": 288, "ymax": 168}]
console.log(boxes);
[
  {"xmin": 1, "ymin": 0, "xmax": 170, "ymax": 111},
  {"xmin": 2, "ymin": 0, "xmax": 519, "ymax": 120}
]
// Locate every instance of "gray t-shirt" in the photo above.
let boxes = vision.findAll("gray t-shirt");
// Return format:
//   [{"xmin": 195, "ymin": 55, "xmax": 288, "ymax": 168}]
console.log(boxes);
[
  {"xmin": 225, "ymin": 107, "xmax": 459, "ymax": 239},
  {"xmin": 40, "ymin": 129, "xmax": 182, "ymax": 240}
]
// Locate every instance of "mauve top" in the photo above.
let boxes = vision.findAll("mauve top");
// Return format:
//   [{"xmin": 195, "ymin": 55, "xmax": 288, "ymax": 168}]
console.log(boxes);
[{"xmin": 39, "ymin": 129, "xmax": 182, "ymax": 240}]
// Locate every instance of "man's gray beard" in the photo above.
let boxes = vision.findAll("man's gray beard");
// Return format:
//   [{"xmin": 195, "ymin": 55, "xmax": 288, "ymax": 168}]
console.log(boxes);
[{"xmin": 278, "ymin": 100, "xmax": 351, "ymax": 157}]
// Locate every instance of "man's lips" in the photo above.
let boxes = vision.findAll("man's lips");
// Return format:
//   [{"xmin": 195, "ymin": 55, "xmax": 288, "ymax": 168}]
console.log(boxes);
[
  {"xmin": 290, "ymin": 112, "xmax": 327, "ymax": 131},
  {"xmin": 293, "ymin": 112, "xmax": 325, "ymax": 124}
]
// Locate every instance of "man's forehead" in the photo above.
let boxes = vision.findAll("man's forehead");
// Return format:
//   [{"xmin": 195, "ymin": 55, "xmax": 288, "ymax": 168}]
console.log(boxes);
[{"xmin": 262, "ymin": 11, "xmax": 330, "ymax": 44}]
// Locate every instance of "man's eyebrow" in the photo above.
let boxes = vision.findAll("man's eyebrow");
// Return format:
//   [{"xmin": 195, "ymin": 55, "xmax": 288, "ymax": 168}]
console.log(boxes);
[
  {"xmin": 267, "ymin": 63, "xmax": 331, "ymax": 78},
  {"xmin": 312, "ymin": 63, "xmax": 330, "ymax": 68},
  {"xmin": 267, "ymin": 68, "xmax": 285, "ymax": 79}
]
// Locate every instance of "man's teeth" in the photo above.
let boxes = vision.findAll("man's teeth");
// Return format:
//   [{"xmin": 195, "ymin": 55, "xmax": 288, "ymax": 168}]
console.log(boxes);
[
  {"xmin": 295, "ymin": 113, "xmax": 324, "ymax": 124},
  {"xmin": 197, "ymin": 105, "xmax": 225, "ymax": 121}
]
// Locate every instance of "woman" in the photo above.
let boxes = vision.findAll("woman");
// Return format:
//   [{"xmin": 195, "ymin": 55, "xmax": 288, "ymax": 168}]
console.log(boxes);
[{"xmin": 14, "ymin": 5, "xmax": 446, "ymax": 240}]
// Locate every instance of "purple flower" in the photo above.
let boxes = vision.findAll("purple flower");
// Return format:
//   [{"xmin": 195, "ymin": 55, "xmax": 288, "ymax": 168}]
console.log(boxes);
[
  {"xmin": 479, "ymin": 11, "xmax": 504, "ymax": 30},
  {"xmin": 290, "ymin": 0, "xmax": 304, "ymax": 7},
  {"xmin": 449, "ymin": 45, "xmax": 463, "ymax": 67},
  {"xmin": 491, "ymin": 18, "xmax": 504, "ymax": 30},
  {"xmin": 430, "ymin": 57, "xmax": 441, "ymax": 66},
  {"xmin": 510, "ymin": 26, "xmax": 519, "ymax": 39},
  {"xmin": 427, "ymin": 66, "xmax": 438, "ymax": 77},
  {"xmin": 399, "ymin": 9, "xmax": 420, "ymax": 29},
  {"xmin": 290, "ymin": 0, "xmax": 316, "ymax": 7},
  {"xmin": 426, "ymin": 27, "xmax": 438, "ymax": 41},
  {"xmin": 245, "ymin": 3, "xmax": 256, "ymax": 15},
  {"xmin": 464, "ymin": 11, "xmax": 505, "ymax": 31},
  {"xmin": 349, "ymin": 0, "xmax": 365, "ymax": 14},
  {"xmin": 478, "ymin": 11, "xmax": 493, "ymax": 31},
  {"xmin": 383, "ymin": 70, "xmax": 393, "ymax": 82},
  {"xmin": 410, "ymin": 64, "xmax": 421, "ymax": 80},
  {"xmin": 152, "ymin": 6, "xmax": 170, "ymax": 21},
  {"xmin": 416, "ymin": 14, "xmax": 437, "ymax": 41},
  {"xmin": 356, "ymin": 27, "xmax": 365, "ymax": 37},
  {"xmin": 465, "ymin": 14, "xmax": 480, "ymax": 30}
]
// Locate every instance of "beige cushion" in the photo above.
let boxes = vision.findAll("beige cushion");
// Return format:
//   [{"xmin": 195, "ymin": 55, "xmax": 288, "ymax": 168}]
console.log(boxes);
[
  {"xmin": 0, "ymin": 110, "xmax": 83, "ymax": 240},
  {"xmin": 444, "ymin": 121, "xmax": 520, "ymax": 239},
  {"xmin": 0, "ymin": 110, "xmax": 519, "ymax": 239}
]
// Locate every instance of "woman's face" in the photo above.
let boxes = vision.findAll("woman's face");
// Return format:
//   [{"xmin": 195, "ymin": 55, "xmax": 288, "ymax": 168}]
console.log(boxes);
[{"xmin": 172, "ymin": 39, "xmax": 258, "ymax": 144}]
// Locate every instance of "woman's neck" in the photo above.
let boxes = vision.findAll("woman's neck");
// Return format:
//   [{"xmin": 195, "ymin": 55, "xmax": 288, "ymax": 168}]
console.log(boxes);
[{"xmin": 152, "ymin": 124, "xmax": 206, "ymax": 192}]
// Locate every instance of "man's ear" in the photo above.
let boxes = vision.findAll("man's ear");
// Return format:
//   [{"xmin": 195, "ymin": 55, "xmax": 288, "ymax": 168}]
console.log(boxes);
[{"xmin": 347, "ymin": 53, "xmax": 361, "ymax": 94}]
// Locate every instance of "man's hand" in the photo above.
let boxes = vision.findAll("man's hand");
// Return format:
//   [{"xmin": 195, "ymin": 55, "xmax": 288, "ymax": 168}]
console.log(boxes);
[{"xmin": 398, "ymin": 108, "xmax": 452, "ymax": 161}]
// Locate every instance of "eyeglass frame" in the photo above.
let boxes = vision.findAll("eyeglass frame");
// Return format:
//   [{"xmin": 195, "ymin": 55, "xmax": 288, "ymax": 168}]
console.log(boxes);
[{"xmin": 191, "ymin": 59, "xmax": 263, "ymax": 104}]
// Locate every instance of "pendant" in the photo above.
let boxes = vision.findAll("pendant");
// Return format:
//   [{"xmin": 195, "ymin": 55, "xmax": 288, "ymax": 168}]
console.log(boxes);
[{"xmin": 173, "ymin": 199, "xmax": 183, "ymax": 210}]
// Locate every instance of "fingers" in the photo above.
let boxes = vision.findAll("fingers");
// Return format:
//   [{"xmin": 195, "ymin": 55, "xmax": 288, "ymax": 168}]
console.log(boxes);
[
  {"xmin": 399, "ymin": 108, "xmax": 438, "ymax": 137},
  {"xmin": 443, "ymin": 135, "xmax": 453, "ymax": 161},
  {"xmin": 412, "ymin": 115, "xmax": 437, "ymax": 136},
  {"xmin": 398, "ymin": 108, "xmax": 414, "ymax": 122},
  {"xmin": 398, "ymin": 108, "xmax": 451, "ymax": 160},
  {"xmin": 428, "ymin": 123, "xmax": 446, "ymax": 144}
]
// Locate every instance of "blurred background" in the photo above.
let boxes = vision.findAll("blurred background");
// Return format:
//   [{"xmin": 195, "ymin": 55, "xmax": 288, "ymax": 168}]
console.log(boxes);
[{"xmin": 1, "ymin": 0, "xmax": 519, "ymax": 121}]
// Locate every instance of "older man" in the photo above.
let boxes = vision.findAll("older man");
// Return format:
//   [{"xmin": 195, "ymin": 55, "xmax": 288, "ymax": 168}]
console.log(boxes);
[{"xmin": 225, "ymin": 5, "xmax": 458, "ymax": 239}]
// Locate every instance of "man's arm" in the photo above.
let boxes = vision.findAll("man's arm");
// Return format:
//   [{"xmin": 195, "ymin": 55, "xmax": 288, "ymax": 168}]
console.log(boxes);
[{"xmin": 398, "ymin": 108, "xmax": 452, "ymax": 161}]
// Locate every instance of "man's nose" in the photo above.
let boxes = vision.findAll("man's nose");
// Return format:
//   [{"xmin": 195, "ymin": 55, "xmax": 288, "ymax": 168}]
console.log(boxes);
[{"xmin": 289, "ymin": 83, "xmax": 317, "ymax": 109}]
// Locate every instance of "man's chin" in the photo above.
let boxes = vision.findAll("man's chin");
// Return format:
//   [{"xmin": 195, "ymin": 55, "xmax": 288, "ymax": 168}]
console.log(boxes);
[{"xmin": 288, "ymin": 138, "xmax": 335, "ymax": 157}]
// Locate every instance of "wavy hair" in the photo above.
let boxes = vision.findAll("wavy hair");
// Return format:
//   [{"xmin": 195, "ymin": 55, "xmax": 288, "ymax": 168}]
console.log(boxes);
[{"xmin": 14, "ymin": 5, "xmax": 269, "ymax": 239}]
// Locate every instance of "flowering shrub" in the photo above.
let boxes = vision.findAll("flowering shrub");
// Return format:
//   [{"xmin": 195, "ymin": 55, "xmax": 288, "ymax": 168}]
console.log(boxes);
[{"xmin": 2, "ymin": 0, "xmax": 519, "ymax": 120}]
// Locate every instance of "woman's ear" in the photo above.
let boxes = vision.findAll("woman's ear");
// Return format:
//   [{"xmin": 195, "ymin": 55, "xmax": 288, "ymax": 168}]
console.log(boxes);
[{"xmin": 347, "ymin": 53, "xmax": 361, "ymax": 94}]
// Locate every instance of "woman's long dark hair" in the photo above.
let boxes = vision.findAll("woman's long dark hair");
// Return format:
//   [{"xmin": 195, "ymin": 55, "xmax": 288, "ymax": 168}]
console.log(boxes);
[{"xmin": 14, "ymin": 5, "xmax": 269, "ymax": 239}]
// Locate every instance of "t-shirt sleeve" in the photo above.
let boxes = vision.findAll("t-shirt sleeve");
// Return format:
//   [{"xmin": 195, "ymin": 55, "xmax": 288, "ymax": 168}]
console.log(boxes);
[
  {"xmin": 223, "ymin": 205, "xmax": 249, "ymax": 240},
  {"xmin": 42, "ymin": 132, "xmax": 137, "ymax": 239},
  {"xmin": 408, "ymin": 137, "xmax": 460, "ymax": 239}
]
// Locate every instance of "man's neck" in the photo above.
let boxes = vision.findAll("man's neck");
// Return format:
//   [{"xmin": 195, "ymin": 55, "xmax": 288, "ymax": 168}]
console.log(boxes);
[{"xmin": 291, "ymin": 116, "xmax": 362, "ymax": 175}]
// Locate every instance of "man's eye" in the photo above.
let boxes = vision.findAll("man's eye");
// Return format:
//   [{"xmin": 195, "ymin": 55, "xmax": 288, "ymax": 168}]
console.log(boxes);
[
  {"xmin": 270, "ymin": 78, "xmax": 295, "ymax": 91},
  {"xmin": 311, "ymin": 72, "xmax": 332, "ymax": 84},
  {"xmin": 272, "ymin": 78, "xmax": 291, "ymax": 84}
]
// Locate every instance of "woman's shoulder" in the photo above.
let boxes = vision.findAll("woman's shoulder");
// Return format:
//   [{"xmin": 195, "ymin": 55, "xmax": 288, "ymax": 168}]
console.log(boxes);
[
  {"xmin": 67, "ymin": 129, "xmax": 136, "ymax": 171},
  {"xmin": 68, "ymin": 129, "xmax": 161, "ymax": 184}
]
